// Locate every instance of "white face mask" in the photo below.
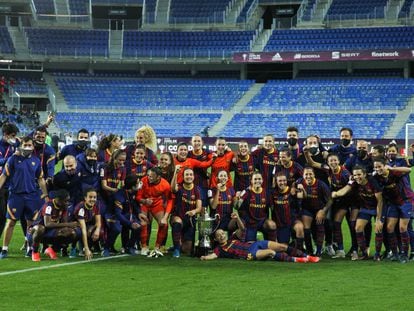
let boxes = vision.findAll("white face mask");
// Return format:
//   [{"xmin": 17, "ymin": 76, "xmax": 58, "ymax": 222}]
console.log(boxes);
[
  {"xmin": 7, "ymin": 138, "xmax": 16, "ymax": 145},
  {"xmin": 20, "ymin": 147, "xmax": 33, "ymax": 157}
]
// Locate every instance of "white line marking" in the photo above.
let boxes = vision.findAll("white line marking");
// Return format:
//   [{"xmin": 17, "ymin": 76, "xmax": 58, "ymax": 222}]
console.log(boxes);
[{"xmin": 0, "ymin": 254, "xmax": 129, "ymax": 277}]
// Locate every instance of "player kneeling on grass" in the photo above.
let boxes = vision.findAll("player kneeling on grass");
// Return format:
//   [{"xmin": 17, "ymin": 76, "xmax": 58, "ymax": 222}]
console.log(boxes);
[
  {"xmin": 111, "ymin": 175, "xmax": 148, "ymax": 257},
  {"xmin": 170, "ymin": 167, "xmax": 202, "ymax": 258},
  {"xmin": 72, "ymin": 188, "xmax": 104, "ymax": 260},
  {"xmin": 200, "ymin": 212, "xmax": 319, "ymax": 263},
  {"xmin": 28, "ymin": 189, "xmax": 79, "ymax": 262}
]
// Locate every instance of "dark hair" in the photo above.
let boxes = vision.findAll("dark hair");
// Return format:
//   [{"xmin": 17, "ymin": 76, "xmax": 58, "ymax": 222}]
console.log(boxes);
[
  {"xmin": 326, "ymin": 153, "xmax": 339, "ymax": 161},
  {"xmin": 159, "ymin": 152, "xmax": 175, "ymax": 183},
  {"xmin": 372, "ymin": 157, "xmax": 387, "ymax": 166},
  {"xmin": 148, "ymin": 166, "xmax": 162, "ymax": 177},
  {"xmin": 279, "ymin": 147, "xmax": 292, "ymax": 157},
  {"xmin": 83, "ymin": 187, "xmax": 97, "ymax": 197},
  {"xmin": 85, "ymin": 148, "xmax": 97, "ymax": 157},
  {"xmin": 303, "ymin": 166, "xmax": 314, "ymax": 172},
  {"xmin": 2, "ymin": 123, "xmax": 19, "ymax": 135},
  {"xmin": 352, "ymin": 165, "xmax": 366, "ymax": 174},
  {"xmin": 21, "ymin": 136, "xmax": 33, "ymax": 144},
  {"xmin": 177, "ymin": 142, "xmax": 188, "ymax": 149},
  {"xmin": 135, "ymin": 144, "xmax": 146, "ymax": 151},
  {"xmin": 286, "ymin": 126, "xmax": 298, "ymax": 133},
  {"xmin": 124, "ymin": 175, "xmax": 139, "ymax": 190},
  {"xmin": 340, "ymin": 127, "xmax": 353, "ymax": 137},
  {"xmin": 35, "ymin": 125, "xmax": 48, "ymax": 135},
  {"xmin": 98, "ymin": 133, "xmax": 118, "ymax": 151},
  {"xmin": 372, "ymin": 145, "xmax": 385, "ymax": 155},
  {"xmin": 54, "ymin": 189, "xmax": 70, "ymax": 200},
  {"xmin": 77, "ymin": 128, "xmax": 89, "ymax": 138}
]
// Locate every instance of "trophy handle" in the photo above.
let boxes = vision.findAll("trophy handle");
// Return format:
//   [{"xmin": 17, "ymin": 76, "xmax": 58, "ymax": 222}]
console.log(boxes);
[{"xmin": 212, "ymin": 214, "xmax": 221, "ymax": 233}]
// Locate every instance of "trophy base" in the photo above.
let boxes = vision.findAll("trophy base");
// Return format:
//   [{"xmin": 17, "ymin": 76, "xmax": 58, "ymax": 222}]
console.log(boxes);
[{"xmin": 194, "ymin": 246, "xmax": 212, "ymax": 258}]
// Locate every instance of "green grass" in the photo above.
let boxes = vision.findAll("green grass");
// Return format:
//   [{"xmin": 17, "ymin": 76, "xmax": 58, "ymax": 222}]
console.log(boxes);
[{"xmin": 0, "ymin": 167, "xmax": 412, "ymax": 310}]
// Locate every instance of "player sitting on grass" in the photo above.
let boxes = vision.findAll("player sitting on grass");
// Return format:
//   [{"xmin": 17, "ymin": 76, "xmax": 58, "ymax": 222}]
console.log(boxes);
[{"xmin": 200, "ymin": 212, "xmax": 319, "ymax": 263}]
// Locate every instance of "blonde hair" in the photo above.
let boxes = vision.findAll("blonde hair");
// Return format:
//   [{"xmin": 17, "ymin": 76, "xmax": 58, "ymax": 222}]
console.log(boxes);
[{"xmin": 135, "ymin": 124, "xmax": 157, "ymax": 152}]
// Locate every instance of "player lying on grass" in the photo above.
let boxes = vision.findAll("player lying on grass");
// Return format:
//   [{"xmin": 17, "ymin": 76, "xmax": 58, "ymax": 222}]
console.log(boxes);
[{"xmin": 200, "ymin": 212, "xmax": 319, "ymax": 263}]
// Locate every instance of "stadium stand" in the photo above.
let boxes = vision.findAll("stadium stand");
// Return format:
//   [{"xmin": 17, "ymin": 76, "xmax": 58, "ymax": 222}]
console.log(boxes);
[
  {"xmin": 33, "ymin": 0, "xmax": 56, "ymax": 19},
  {"xmin": 219, "ymin": 113, "xmax": 395, "ymax": 138},
  {"xmin": 0, "ymin": 26, "xmax": 15, "ymax": 54},
  {"xmin": 326, "ymin": 0, "xmax": 387, "ymax": 19},
  {"xmin": 53, "ymin": 76, "xmax": 254, "ymax": 110},
  {"xmin": 264, "ymin": 26, "xmax": 414, "ymax": 52},
  {"xmin": 56, "ymin": 112, "xmax": 222, "ymax": 137},
  {"xmin": 12, "ymin": 78, "xmax": 48, "ymax": 95},
  {"xmin": 398, "ymin": 0, "xmax": 414, "ymax": 18},
  {"xmin": 246, "ymin": 78, "xmax": 414, "ymax": 111},
  {"xmin": 122, "ymin": 30, "xmax": 255, "ymax": 58},
  {"xmin": 169, "ymin": 0, "xmax": 231, "ymax": 23},
  {"xmin": 25, "ymin": 28, "xmax": 109, "ymax": 56}
]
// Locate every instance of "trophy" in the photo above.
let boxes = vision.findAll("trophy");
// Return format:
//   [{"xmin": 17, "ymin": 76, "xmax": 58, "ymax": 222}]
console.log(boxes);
[{"xmin": 195, "ymin": 208, "xmax": 220, "ymax": 257}]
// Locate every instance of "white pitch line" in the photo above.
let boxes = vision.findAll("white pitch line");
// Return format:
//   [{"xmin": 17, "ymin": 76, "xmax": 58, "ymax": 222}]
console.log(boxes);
[{"xmin": 0, "ymin": 254, "xmax": 129, "ymax": 277}]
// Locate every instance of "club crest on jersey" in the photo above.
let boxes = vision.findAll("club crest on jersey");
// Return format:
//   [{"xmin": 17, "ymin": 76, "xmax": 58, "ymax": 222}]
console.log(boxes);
[
  {"xmin": 191, "ymin": 195, "xmax": 195, "ymax": 200},
  {"xmin": 32, "ymin": 162, "xmax": 36, "ymax": 166}
]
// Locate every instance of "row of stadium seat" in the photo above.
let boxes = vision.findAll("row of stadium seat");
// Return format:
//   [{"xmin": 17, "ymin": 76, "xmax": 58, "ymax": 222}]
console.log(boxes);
[
  {"xmin": 327, "ymin": 0, "xmax": 388, "ymax": 20},
  {"xmin": 0, "ymin": 26, "xmax": 14, "ymax": 54}
]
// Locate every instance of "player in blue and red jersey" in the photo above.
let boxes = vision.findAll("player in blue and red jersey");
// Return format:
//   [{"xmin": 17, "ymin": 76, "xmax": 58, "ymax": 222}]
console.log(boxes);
[
  {"xmin": 0, "ymin": 122, "xmax": 19, "ymax": 239},
  {"xmin": 332, "ymin": 165, "xmax": 384, "ymax": 261},
  {"xmin": 170, "ymin": 167, "xmax": 202, "ymax": 258},
  {"xmin": 126, "ymin": 144, "xmax": 154, "ymax": 179},
  {"xmin": 188, "ymin": 134, "xmax": 213, "ymax": 206},
  {"xmin": 126, "ymin": 125, "xmax": 158, "ymax": 166},
  {"xmin": 235, "ymin": 172, "xmax": 276, "ymax": 242},
  {"xmin": 97, "ymin": 133, "xmax": 122, "ymax": 164},
  {"xmin": 373, "ymin": 158, "xmax": 413, "ymax": 263},
  {"xmin": 272, "ymin": 173, "xmax": 304, "ymax": 250},
  {"xmin": 73, "ymin": 188, "xmax": 103, "ymax": 260},
  {"xmin": 0, "ymin": 136, "xmax": 48, "ymax": 259},
  {"xmin": 100, "ymin": 149, "xmax": 127, "ymax": 254},
  {"xmin": 200, "ymin": 213, "xmax": 318, "ymax": 263},
  {"xmin": 209, "ymin": 170, "xmax": 237, "ymax": 234},
  {"xmin": 252, "ymin": 134, "xmax": 279, "ymax": 190},
  {"xmin": 274, "ymin": 148, "xmax": 303, "ymax": 188},
  {"xmin": 29, "ymin": 189, "xmax": 77, "ymax": 262},
  {"xmin": 295, "ymin": 166, "xmax": 332, "ymax": 257},
  {"xmin": 111, "ymin": 175, "xmax": 148, "ymax": 257},
  {"xmin": 231, "ymin": 141, "xmax": 255, "ymax": 192}
]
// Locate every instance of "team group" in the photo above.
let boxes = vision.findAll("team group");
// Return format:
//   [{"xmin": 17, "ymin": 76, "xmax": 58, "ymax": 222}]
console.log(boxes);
[{"xmin": 0, "ymin": 115, "xmax": 413, "ymax": 264}]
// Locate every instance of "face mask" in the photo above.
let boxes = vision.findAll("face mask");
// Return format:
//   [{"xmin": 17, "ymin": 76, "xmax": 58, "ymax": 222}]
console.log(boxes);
[
  {"xmin": 341, "ymin": 139, "xmax": 351, "ymax": 147},
  {"xmin": 66, "ymin": 169, "xmax": 77, "ymax": 176},
  {"xmin": 357, "ymin": 149, "xmax": 367, "ymax": 159},
  {"xmin": 86, "ymin": 159, "xmax": 96, "ymax": 167},
  {"xmin": 34, "ymin": 140, "xmax": 43, "ymax": 146},
  {"xmin": 20, "ymin": 147, "xmax": 33, "ymax": 157},
  {"xmin": 7, "ymin": 138, "xmax": 16, "ymax": 145},
  {"xmin": 287, "ymin": 138, "xmax": 298, "ymax": 146},
  {"xmin": 77, "ymin": 140, "xmax": 88, "ymax": 149},
  {"xmin": 388, "ymin": 154, "xmax": 397, "ymax": 161},
  {"xmin": 309, "ymin": 147, "xmax": 318, "ymax": 155}
]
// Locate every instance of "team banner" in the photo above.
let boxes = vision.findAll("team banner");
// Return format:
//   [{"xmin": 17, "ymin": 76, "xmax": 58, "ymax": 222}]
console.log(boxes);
[{"xmin": 233, "ymin": 49, "xmax": 414, "ymax": 63}]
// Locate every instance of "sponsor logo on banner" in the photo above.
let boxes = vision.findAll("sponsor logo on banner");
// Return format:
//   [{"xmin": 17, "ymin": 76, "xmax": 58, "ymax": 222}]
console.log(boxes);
[
  {"xmin": 242, "ymin": 53, "xmax": 248, "ymax": 61},
  {"xmin": 294, "ymin": 53, "xmax": 320, "ymax": 60},
  {"xmin": 371, "ymin": 51, "xmax": 399, "ymax": 57},
  {"xmin": 272, "ymin": 53, "xmax": 282, "ymax": 61},
  {"xmin": 332, "ymin": 51, "xmax": 340, "ymax": 59},
  {"xmin": 341, "ymin": 52, "xmax": 360, "ymax": 58},
  {"xmin": 411, "ymin": 50, "xmax": 414, "ymax": 57},
  {"xmin": 248, "ymin": 53, "xmax": 262, "ymax": 61}
]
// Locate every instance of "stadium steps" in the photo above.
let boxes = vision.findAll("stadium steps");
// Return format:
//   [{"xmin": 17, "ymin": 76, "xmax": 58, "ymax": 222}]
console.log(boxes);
[
  {"xmin": 109, "ymin": 30, "xmax": 123, "ymax": 59},
  {"xmin": 55, "ymin": 0, "xmax": 70, "ymax": 24},
  {"xmin": 43, "ymin": 73, "xmax": 69, "ymax": 112},
  {"xmin": 225, "ymin": 0, "xmax": 248, "ymax": 23},
  {"xmin": 7, "ymin": 26, "xmax": 30, "ymax": 58},
  {"xmin": 209, "ymin": 83, "xmax": 265, "ymax": 136},
  {"xmin": 385, "ymin": 0, "xmax": 405, "ymax": 20},
  {"xmin": 156, "ymin": 0, "xmax": 170, "ymax": 24},
  {"xmin": 251, "ymin": 29, "xmax": 272, "ymax": 52},
  {"xmin": 297, "ymin": 0, "xmax": 332, "ymax": 27},
  {"xmin": 384, "ymin": 95, "xmax": 414, "ymax": 138}
]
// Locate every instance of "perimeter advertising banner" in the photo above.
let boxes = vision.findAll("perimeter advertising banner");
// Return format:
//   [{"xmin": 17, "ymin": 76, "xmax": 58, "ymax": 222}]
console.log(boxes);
[{"xmin": 233, "ymin": 49, "xmax": 414, "ymax": 63}]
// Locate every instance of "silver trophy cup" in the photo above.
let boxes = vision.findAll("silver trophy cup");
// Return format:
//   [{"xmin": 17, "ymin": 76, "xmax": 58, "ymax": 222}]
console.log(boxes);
[{"xmin": 197, "ymin": 210, "xmax": 220, "ymax": 250}]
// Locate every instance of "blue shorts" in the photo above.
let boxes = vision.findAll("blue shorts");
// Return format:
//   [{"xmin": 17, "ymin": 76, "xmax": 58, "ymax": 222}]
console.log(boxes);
[
  {"xmin": 42, "ymin": 228, "xmax": 59, "ymax": 242},
  {"xmin": 387, "ymin": 201, "xmax": 412, "ymax": 219},
  {"xmin": 6, "ymin": 192, "xmax": 43, "ymax": 221},
  {"xmin": 276, "ymin": 226, "xmax": 291, "ymax": 244},
  {"xmin": 302, "ymin": 208, "xmax": 319, "ymax": 219},
  {"xmin": 247, "ymin": 240, "xmax": 269, "ymax": 260},
  {"xmin": 182, "ymin": 217, "xmax": 196, "ymax": 242},
  {"xmin": 357, "ymin": 209, "xmax": 377, "ymax": 221},
  {"xmin": 245, "ymin": 218, "xmax": 266, "ymax": 242}
]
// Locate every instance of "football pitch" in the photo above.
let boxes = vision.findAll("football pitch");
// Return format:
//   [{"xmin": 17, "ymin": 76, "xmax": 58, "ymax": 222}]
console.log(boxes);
[
  {"xmin": 1, "ymin": 229, "xmax": 414, "ymax": 310},
  {"xmin": 1, "ymin": 169, "xmax": 414, "ymax": 310}
]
